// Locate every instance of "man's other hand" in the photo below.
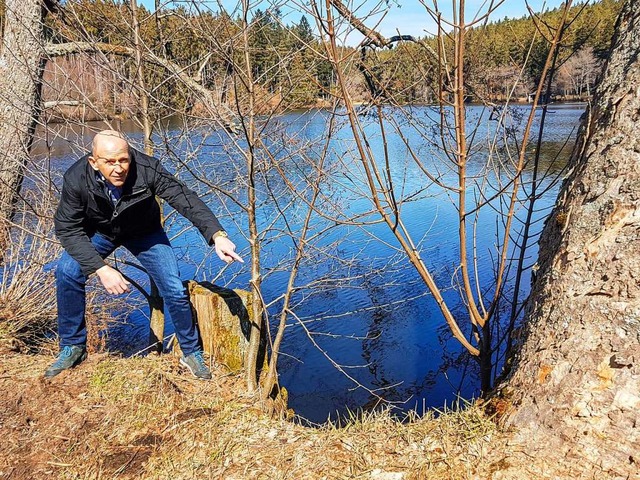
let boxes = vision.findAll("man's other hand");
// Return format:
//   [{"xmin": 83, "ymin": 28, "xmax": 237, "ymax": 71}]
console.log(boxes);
[
  {"xmin": 214, "ymin": 236, "xmax": 244, "ymax": 264},
  {"xmin": 96, "ymin": 265, "xmax": 131, "ymax": 294}
]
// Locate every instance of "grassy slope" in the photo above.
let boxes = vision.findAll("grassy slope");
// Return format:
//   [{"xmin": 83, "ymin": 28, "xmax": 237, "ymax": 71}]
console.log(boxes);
[
  {"xmin": 0, "ymin": 352, "xmax": 502, "ymax": 479},
  {"xmin": 0, "ymin": 351, "xmax": 606, "ymax": 479}
]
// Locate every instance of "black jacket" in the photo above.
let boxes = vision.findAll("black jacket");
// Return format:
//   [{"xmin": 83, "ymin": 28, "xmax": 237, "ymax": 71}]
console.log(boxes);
[{"xmin": 54, "ymin": 148, "xmax": 224, "ymax": 276}]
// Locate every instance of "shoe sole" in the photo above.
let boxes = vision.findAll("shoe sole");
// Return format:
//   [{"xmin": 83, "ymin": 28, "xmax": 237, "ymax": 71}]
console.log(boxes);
[{"xmin": 179, "ymin": 357, "xmax": 212, "ymax": 380}]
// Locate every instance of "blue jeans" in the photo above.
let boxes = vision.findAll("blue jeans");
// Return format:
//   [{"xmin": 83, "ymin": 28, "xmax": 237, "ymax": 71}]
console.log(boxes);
[{"xmin": 56, "ymin": 230, "xmax": 201, "ymax": 355}]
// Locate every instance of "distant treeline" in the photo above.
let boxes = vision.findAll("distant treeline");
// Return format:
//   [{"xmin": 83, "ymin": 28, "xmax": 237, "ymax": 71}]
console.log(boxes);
[
  {"xmin": 359, "ymin": 0, "xmax": 622, "ymax": 104},
  {"xmin": 0, "ymin": 0, "xmax": 621, "ymax": 120}
]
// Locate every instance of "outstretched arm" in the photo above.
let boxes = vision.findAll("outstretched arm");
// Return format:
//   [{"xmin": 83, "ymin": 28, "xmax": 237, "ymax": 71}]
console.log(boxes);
[
  {"xmin": 146, "ymin": 154, "xmax": 225, "ymax": 243},
  {"xmin": 143, "ymin": 153, "xmax": 244, "ymax": 264}
]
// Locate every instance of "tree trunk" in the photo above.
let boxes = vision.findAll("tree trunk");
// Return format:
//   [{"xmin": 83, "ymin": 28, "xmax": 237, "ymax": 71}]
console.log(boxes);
[
  {"xmin": 0, "ymin": 0, "xmax": 46, "ymax": 251},
  {"xmin": 500, "ymin": 1, "xmax": 639, "ymax": 477}
]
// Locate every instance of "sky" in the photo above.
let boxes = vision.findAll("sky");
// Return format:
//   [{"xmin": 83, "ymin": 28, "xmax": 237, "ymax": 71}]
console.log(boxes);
[{"xmin": 139, "ymin": 0, "xmax": 569, "ymax": 44}]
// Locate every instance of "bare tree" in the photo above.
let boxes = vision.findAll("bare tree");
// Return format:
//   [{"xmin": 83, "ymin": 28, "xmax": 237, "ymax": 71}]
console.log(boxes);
[
  {"xmin": 556, "ymin": 46, "xmax": 601, "ymax": 100},
  {"xmin": 311, "ymin": 0, "xmax": 575, "ymax": 393}
]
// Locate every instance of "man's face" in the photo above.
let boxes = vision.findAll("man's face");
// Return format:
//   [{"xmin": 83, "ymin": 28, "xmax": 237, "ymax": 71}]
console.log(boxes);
[{"xmin": 89, "ymin": 144, "xmax": 131, "ymax": 187}]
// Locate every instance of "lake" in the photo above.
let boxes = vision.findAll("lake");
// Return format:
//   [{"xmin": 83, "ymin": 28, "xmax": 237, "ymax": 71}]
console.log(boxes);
[{"xmin": 32, "ymin": 103, "xmax": 584, "ymax": 423}]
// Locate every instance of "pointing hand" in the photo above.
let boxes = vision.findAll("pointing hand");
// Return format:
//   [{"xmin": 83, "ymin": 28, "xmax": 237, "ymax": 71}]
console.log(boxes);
[{"xmin": 214, "ymin": 236, "xmax": 244, "ymax": 264}]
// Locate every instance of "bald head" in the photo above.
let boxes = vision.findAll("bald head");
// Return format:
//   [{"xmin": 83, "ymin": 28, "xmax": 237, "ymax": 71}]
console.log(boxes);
[
  {"xmin": 89, "ymin": 130, "xmax": 131, "ymax": 187},
  {"xmin": 92, "ymin": 130, "xmax": 128, "ymax": 157}
]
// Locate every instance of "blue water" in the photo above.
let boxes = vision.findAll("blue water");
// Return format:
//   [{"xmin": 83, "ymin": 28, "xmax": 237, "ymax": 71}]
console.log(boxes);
[{"xmin": 32, "ymin": 103, "xmax": 583, "ymax": 423}]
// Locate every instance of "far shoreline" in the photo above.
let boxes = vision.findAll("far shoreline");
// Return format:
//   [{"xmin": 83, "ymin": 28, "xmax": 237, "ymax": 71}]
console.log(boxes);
[{"xmin": 40, "ymin": 97, "xmax": 590, "ymax": 126}]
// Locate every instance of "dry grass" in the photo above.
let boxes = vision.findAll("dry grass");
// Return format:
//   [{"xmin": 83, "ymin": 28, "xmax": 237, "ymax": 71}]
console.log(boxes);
[
  {"xmin": 0, "ymin": 352, "xmax": 498, "ymax": 480},
  {"xmin": 0, "ymin": 192, "xmax": 134, "ymax": 354},
  {"xmin": 0, "ymin": 207, "xmax": 60, "ymax": 350}
]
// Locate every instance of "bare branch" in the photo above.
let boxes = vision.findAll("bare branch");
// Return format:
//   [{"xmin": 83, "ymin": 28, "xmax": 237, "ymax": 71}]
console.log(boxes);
[
  {"xmin": 44, "ymin": 41, "xmax": 237, "ymax": 128},
  {"xmin": 328, "ymin": 0, "xmax": 389, "ymax": 47}
]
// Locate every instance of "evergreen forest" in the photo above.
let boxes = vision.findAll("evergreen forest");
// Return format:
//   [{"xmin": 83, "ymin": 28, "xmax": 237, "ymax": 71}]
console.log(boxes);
[{"xmin": 0, "ymin": 0, "xmax": 623, "ymax": 121}]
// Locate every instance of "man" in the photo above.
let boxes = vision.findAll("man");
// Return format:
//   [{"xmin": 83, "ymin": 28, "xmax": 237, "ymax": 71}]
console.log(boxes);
[{"xmin": 46, "ymin": 130, "xmax": 242, "ymax": 379}]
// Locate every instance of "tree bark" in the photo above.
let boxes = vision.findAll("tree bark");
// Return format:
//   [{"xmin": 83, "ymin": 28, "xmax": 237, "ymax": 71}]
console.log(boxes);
[
  {"xmin": 500, "ymin": 1, "xmax": 639, "ymax": 476},
  {"xmin": 0, "ymin": 0, "xmax": 46, "ymax": 250}
]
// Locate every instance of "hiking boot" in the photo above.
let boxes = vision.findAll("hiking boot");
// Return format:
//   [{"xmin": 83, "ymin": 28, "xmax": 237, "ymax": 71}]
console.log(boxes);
[
  {"xmin": 180, "ymin": 351, "xmax": 212, "ymax": 380},
  {"xmin": 44, "ymin": 345, "xmax": 87, "ymax": 378}
]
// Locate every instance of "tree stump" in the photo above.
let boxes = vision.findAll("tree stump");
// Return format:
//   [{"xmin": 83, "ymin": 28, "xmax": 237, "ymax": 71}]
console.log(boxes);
[{"xmin": 175, "ymin": 281, "xmax": 263, "ymax": 374}]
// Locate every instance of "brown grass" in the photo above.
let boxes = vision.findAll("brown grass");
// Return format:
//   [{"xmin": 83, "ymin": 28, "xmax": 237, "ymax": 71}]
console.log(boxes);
[
  {"xmin": 0, "ymin": 208, "xmax": 60, "ymax": 351},
  {"xmin": 0, "ymin": 197, "xmax": 132, "ymax": 356},
  {"xmin": 0, "ymin": 352, "xmax": 498, "ymax": 479}
]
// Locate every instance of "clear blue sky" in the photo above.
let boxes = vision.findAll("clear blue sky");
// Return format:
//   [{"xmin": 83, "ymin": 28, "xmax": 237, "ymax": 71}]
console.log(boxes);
[{"xmin": 140, "ymin": 0, "xmax": 568, "ymax": 44}]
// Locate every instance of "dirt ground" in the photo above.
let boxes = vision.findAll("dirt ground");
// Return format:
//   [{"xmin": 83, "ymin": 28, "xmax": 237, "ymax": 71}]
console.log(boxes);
[{"xmin": 0, "ymin": 352, "xmax": 631, "ymax": 480}]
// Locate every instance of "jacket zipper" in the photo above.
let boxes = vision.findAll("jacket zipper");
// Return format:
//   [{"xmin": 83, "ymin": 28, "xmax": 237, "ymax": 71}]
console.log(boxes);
[{"xmin": 112, "ymin": 187, "xmax": 149, "ymax": 219}]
